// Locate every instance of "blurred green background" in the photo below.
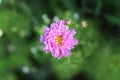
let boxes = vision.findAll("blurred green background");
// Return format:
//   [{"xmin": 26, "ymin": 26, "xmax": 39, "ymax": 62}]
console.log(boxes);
[{"xmin": 0, "ymin": 0, "xmax": 120, "ymax": 80}]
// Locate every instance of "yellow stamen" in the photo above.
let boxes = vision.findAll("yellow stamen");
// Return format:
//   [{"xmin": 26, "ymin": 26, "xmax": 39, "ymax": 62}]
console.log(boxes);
[{"xmin": 55, "ymin": 36, "xmax": 63, "ymax": 45}]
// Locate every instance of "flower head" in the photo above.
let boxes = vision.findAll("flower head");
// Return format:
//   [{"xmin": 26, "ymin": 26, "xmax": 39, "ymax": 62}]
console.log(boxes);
[
  {"xmin": 0, "ymin": 29, "xmax": 3, "ymax": 37},
  {"xmin": 81, "ymin": 21, "xmax": 87, "ymax": 28},
  {"xmin": 40, "ymin": 20, "xmax": 78, "ymax": 59}
]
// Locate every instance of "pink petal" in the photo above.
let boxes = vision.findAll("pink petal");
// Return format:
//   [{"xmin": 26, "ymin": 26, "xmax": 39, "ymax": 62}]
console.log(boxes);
[
  {"xmin": 61, "ymin": 48, "xmax": 71, "ymax": 57},
  {"xmin": 40, "ymin": 34, "xmax": 45, "ymax": 43},
  {"xmin": 68, "ymin": 29, "xmax": 76, "ymax": 37}
]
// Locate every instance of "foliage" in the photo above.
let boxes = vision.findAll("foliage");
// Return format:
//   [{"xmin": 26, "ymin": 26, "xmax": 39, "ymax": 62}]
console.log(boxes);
[{"xmin": 0, "ymin": 0, "xmax": 120, "ymax": 80}]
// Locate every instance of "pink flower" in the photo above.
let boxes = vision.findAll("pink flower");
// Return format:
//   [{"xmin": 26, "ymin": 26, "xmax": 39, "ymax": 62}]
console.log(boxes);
[
  {"xmin": 81, "ymin": 21, "xmax": 87, "ymax": 28},
  {"xmin": 40, "ymin": 20, "xmax": 78, "ymax": 59},
  {"xmin": 65, "ymin": 20, "xmax": 71, "ymax": 25}
]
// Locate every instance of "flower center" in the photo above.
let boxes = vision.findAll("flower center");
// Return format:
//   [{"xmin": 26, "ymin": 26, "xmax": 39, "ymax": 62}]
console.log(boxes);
[{"xmin": 55, "ymin": 36, "xmax": 63, "ymax": 45}]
